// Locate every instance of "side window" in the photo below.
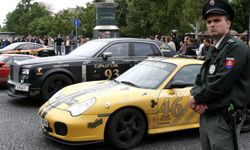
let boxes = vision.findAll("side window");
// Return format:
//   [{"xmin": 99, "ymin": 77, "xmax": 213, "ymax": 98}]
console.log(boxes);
[
  {"xmin": 133, "ymin": 43, "xmax": 155, "ymax": 56},
  {"xmin": 172, "ymin": 65, "xmax": 201, "ymax": 84},
  {"xmin": 104, "ymin": 43, "xmax": 129, "ymax": 57}
]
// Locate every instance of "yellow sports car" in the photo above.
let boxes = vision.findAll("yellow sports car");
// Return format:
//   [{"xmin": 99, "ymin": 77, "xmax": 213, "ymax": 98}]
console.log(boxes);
[{"xmin": 38, "ymin": 57, "xmax": 203, "ymax": 149}]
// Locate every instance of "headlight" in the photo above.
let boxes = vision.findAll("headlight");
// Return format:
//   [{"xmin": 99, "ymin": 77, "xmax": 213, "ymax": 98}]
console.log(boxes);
[
  {"xmin": 22, "ymin": 68, "xmax": 30, "ymax": 75},
  {"xmin": 67, "ymin": 98, "xmax": 96, "ymax": 117}
]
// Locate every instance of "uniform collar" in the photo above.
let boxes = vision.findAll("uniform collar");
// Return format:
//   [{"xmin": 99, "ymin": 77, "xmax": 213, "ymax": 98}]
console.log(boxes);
[{"xmin": 216, "ymin": 33, "xmax": 232, "ymax": 50}]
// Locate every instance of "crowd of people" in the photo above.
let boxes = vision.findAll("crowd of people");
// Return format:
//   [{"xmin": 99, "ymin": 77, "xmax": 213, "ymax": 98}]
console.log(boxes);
[
  {"xmin": 0, "ymin": 34, "xmax": 91, "ymax": 55},
  {"xmin": 151, "ymin": 31, "xmax": 248, "ymax": 61}
]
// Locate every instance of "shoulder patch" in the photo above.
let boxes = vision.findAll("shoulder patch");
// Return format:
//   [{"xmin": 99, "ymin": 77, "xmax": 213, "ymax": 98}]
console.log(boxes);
[{"xmin": 225, "ymin": 57, "xmax": 234, "ymax": 69}]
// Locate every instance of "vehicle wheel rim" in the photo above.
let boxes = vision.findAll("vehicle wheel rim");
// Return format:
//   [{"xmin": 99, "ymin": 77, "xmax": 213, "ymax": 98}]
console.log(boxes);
[
  {"xmin": 46, "ymin": 78, "xmax": 70, "ymax": 98},
  {"xmin": 115, "ymin": 113, "xmax": 144, "ymax": 144}
]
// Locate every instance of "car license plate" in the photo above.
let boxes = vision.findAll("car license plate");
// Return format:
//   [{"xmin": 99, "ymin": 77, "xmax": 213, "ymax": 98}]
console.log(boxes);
[
  {"xmin": 41, "ymin": 118, "xmax": 48, "ymax": 128},
  {"xmin": 15, "ymin": 84, "xmax": 29, "ymax": 92}
]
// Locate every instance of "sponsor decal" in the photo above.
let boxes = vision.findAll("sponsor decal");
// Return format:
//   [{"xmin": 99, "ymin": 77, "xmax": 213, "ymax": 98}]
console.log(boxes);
[
  {"xmin": 94, "ymin": 64, "xmax": 118, "ymax": 69},
  {"xmin": 87, "ymin": 118, "xmax": 103, "ymax": 129},
  {"xmin": 150, "ymin": 100, "xmax": 157, "ymax": 108},
  {"xmin": 147, "ymin": 97, "xmax": 184, "ymax": 126},
  {"xmin": 36, "ymin": 68, "xmax": 43, "ymax": 75},
  {"xmin": 97, "ymin": 114, "xmax": 110, "ymax": 117},
  {"xmin": 225, "ymin": 57, "xmax": 234, "ymax": 69},
  {"xmin": 53, "ymin": 64, "xmax": 70, "ymax": 68}
]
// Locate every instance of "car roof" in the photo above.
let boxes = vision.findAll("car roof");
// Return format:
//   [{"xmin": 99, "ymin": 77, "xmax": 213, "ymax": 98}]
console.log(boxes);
[
  {"xmin": 92, "ymin": 38, "xmax": 159, "ymax": 43},
  {"xmin": 146, "ymin": 57, "xmax": 204, "ymax": 66}
]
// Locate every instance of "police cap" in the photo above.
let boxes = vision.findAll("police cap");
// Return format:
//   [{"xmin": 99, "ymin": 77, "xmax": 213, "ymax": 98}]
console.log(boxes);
[{"xmin": 202, "ymin": 0, "xmax": 234, "ymax": 21}]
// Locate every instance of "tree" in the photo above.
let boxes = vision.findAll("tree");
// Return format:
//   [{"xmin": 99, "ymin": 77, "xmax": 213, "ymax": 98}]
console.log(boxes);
[
  {"xmin": 5, "ymin": 0, "xmax": 50, "ymax": 35},
  {"xmin": 75, "ymin": 3, "xmax": 96, "ymax": 37},
  {"xmin": 230, "ymin": 0, "xmax": 248, "ymax": 33}
]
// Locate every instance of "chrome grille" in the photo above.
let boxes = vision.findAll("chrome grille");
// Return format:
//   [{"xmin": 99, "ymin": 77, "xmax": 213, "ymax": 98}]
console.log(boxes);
[{"xmin": 10, "ymin": 64, "xmax": 20, "ymax": 82}]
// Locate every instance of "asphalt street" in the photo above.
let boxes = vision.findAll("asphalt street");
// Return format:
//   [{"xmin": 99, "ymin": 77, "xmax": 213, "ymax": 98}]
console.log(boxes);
[{"xmin": 0, "ymin": 87, "xmax": 250, "ymax": 150}]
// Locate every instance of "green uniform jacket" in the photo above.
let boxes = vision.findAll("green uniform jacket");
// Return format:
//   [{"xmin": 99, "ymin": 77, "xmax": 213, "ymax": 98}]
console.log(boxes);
[{"xmin": 191, "ymin": 34, "xmax": 250, "ymax": 111}]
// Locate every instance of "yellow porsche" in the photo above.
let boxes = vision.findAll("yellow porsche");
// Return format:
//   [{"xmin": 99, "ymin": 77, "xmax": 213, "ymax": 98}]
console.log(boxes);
[{"xmin": 38, "ymin": 57, "xmax": 203, "ymax": 149}]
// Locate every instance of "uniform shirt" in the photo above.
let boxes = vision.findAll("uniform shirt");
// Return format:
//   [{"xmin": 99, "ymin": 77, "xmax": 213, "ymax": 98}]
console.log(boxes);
[{"xmin": 191, "ymin": 34, "xmax": 250, "ymax": 111}]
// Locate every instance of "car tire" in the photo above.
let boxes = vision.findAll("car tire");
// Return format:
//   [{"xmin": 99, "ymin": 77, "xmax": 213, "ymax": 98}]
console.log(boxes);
[
  {"xmin": 42, "ymin": 74, "xmax": 73, "ymax": 101},
  {"xmin": 105, "ymin": 108, "xmax": 146, "ymax": 149}
]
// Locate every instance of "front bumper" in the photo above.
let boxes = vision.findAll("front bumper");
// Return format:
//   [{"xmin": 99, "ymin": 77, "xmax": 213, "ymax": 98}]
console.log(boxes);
[
  {"xmin": 39, "ymin": 108, "xmax": 108, "ymax": 144},
  {"xmin": 7, "ymin": 80, "xmax": 41, "ymax": 98}
]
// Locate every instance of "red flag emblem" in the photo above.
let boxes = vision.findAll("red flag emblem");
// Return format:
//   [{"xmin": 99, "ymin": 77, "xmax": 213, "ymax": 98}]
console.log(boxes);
[{"xmin": 225, "ymin": 58, "xmax": 234, "ymax": 69}]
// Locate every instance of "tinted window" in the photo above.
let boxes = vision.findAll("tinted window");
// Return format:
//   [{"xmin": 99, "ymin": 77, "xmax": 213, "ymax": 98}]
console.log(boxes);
[
  {"xmin": 173, "ymin": 65, "xmax": 201, "ymax": 84},
  {"xmin": 133, "ymin": 43, "xmax": 155, "ymax": 56},
  {"xmin": 104, "ymin": 43, "xmax": 129, "ymax": 57}
]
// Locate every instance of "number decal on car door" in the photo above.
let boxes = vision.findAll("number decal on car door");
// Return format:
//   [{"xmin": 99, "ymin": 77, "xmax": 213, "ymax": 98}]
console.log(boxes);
[{"xmin": 104, "ymin": 69, "xmax": 119, "ymax": 79}]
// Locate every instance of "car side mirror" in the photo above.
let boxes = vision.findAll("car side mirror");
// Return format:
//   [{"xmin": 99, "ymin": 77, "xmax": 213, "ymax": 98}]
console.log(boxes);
[
  {"xmin": 102, "ymin": 52, "xmax": 112, "ymax": 60},
  {"xmin": 166, "ymin": 80, "xmax": 193, "ymax": 89}
]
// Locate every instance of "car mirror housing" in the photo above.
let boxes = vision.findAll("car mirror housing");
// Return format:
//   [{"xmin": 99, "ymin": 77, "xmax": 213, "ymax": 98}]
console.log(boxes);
[
  {"xmin": 166, "ymin": 80, "xmax": 193, "ymax": 89},
  {"xmin": 102, "ymin": 52, "xmax": 112, "ymax": 59}
]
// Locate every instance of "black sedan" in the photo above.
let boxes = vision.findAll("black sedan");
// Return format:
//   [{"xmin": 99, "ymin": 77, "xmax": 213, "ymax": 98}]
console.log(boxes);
[{"xmin": 8, "ymin": 38, "xmax": 165, "ymax": 101}]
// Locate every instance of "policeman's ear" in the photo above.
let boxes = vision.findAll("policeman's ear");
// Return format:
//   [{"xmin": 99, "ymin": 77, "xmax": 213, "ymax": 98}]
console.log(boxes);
[{"xmin": 225, "ymin": 17, "xmax": 232, "ymax": 28}]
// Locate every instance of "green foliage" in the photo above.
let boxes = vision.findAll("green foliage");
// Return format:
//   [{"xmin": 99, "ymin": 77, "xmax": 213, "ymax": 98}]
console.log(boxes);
[
  {"xmin": 76, "ymin": 3, "xmax": 96, "ymax": 37},
  {"xmin": 230, "ymin": 0, "xmax": 248, "ymax": 33},
  {"xmin": 1, "ymin": 0, "xmax": 247, "ymax": 38}
]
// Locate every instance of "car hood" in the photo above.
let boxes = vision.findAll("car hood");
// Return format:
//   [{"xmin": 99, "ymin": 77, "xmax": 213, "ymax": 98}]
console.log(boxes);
[
  {"xmin": 46, "ymin": 80, "xmax": 155, "ymax": 111},
  {"xmin": 16, "ymin": 55, "xmax": 88, "ymax": 66}
]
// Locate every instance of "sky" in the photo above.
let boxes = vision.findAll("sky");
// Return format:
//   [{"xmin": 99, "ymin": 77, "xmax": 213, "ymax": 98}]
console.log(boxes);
[{"xmin": 0, "ymin": 0, "xmax": 93, "ymax": 26}]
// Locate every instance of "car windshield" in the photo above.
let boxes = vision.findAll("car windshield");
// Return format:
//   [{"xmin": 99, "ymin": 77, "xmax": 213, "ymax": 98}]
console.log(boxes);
[
  {"xmin": 116, "ymin": 60, "xmax": 176, "ymax": 89},
  {"xmin": 68, "ymin": 41, "xmax": 108, "ymax": 57},
  {"xmin": 2, "ymin": 43, "xmax": 21, "ymax": 50},
  {"xmin": 0, "ymin": 55, "xmax": 9, "ymax": 62}
]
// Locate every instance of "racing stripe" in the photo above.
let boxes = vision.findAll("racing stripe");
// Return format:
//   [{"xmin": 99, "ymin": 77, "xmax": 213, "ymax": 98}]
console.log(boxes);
[
  {"xmin": 183, "ymin": 110, "xmax": 196, "ymax": 124},
  {"xmin": 170, "ymin": 100, "xmax": 190, "ymax": 125},
  {"xmin": 40, "ymin": 81, "xmax": 117, "ymax": 118}
]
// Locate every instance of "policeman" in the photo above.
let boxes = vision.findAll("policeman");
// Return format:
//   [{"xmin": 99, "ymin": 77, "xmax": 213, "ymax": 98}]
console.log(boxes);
[{"xmin": 188, "ymin": 0, "xmax": 250, "ymax": 150}]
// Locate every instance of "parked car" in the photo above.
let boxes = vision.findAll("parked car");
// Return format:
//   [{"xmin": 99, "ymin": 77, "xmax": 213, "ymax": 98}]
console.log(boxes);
[
  {"xmin": 38, "ymin": 57, "xmax": 203, "ymax": 149},
  {"xmin": 8, "ymin": 38, "xmax": 165, "ymax": 100},
  {"xmin": 0, "ymin": 54, "xmax": 37, "ymax": 86},
  {"xmin": 0, "ymin": 42, "xmax": 55, "ymax": 57}
]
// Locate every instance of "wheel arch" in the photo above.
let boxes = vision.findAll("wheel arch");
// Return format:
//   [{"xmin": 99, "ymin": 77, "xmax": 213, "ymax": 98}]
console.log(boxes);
[{"xmin": 41, "ymin": 69, "xmax": 76, "ymax": 85}]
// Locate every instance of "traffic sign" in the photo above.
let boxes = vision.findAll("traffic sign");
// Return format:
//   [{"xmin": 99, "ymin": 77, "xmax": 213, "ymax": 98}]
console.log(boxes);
[{"xmin": 73, "ymin": 18, "xmax": 80, "ymax": 27}]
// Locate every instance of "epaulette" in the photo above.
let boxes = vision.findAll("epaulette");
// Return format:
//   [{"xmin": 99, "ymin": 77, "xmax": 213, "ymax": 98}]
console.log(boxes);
[{"xmin": 227, "ymin": 39, "xmax": 235, "ymax": 44}]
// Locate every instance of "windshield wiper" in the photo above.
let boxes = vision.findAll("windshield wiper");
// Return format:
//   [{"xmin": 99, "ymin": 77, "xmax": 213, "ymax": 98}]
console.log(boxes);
[
  {"xmin": 120, "ymin": 81, "xmax": 140, "ymax": 88},
  {"xmin": 112, "ymin": 79, "xmax": 120, "ymax": 84}
]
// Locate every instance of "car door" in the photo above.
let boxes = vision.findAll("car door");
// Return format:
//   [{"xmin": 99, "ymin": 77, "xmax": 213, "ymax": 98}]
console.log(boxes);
[
  {"xmin": 157, "ymin": 64, "xmax": 201, "ymax": 129},
  {"xmin": 86, "ymin": 42, "xmax": 132, "ymax": 81}
]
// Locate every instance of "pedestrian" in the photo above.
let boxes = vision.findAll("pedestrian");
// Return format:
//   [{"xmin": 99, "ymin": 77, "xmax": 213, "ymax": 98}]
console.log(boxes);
[
  {"xmin": 165, "ymin": 35, "xmax": 176, "ymax": 51},
  {"xmin": 54, "ymin": 34, "xmax": 64, "ymax": 55},
  {"xmin": 188, "ymin": 0, "xmax": 250, "ymax": 150}
]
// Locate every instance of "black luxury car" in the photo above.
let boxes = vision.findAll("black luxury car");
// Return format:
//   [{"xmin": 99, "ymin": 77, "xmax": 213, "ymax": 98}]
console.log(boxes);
[{"xmin": 7, "ymin": 38, "xmax": 169, "ymax": 101}]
